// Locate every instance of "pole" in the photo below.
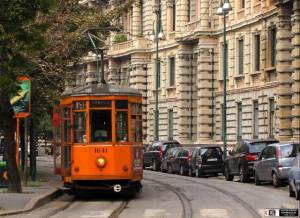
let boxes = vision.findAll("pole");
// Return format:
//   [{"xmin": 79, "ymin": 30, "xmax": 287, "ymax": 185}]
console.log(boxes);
[
  {"xmin": 100, "ymin": 49, "xmax": 106, "ymax": 84},
  {"xmin": 223, "ymin": 13, "xmax": 227, "ymax": 158},
  {"xmin": 154, "ymin": 0, "xmax": 160, "ymax": 141},
  {"xmin": 16, "ymin": 117, "xmax": 20, "ymax": 166}
]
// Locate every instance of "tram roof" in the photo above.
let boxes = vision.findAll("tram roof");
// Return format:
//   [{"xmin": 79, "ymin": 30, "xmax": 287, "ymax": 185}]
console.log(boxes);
[{"xmin": 61, "ymin": 83, "xmax": 142, "ymax": 97}]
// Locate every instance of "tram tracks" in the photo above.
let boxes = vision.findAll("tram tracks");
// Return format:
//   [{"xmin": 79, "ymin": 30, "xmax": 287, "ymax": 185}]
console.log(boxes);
[
  {"xmin": 146, "ymin": 171, "xmax": 261, "ymax": 218},
  {"xmin": 144, "ymin": 178, "xmax": 193, "ymax": 218}
]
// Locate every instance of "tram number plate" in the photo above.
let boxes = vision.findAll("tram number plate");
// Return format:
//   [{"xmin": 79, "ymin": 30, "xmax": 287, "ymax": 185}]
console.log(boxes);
[{"xmin": 94, "ymin": 147, "xmax": 108, "ymax": 153}]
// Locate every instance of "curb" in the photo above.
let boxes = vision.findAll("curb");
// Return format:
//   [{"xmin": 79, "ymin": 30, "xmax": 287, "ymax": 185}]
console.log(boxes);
[{"xmin": 0, "ymin": 188, "xmax": 63, "ymax": 216}]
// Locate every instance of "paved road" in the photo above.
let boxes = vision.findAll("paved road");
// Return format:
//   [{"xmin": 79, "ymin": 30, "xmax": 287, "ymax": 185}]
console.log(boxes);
[{"xmin": 6, "ymin": 170, "xmax": 299, "ymax": 218}]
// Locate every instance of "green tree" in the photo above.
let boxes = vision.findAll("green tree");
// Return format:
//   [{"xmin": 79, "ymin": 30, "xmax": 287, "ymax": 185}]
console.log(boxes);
[{"xmin": 0, "ymin": 0, "xmax": 133, "ymax": 192}]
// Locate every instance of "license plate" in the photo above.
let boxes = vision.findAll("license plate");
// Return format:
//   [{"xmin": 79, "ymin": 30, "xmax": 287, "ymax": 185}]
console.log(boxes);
[{"xmin": 207, "ymin": 158, "xmax": 218, "ymax": 161}]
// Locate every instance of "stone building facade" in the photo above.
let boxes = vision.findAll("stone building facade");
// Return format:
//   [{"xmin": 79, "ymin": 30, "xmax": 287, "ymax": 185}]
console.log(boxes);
[{"xmin": 78, "ymin": 0, "xmax": 300, "ymax": 145}]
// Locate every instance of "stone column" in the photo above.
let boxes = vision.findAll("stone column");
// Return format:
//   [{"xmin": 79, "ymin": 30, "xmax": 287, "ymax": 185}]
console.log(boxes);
[
  {"xmin": 197, "ymin": 47, "xmax": 214, "ymax": 142},
  {"xmin": 177, "ymin": 47, "xmax": 194, "ymax": 143},
  {"xmin": 166, "ymin": 0, "xmax": 173, "ymax": 34},
  {"xmin": 292, "ymin": 0, "xmax": 300, "ymax": 141},
  {"xmin": 177, "ymin": 0, "xmax": 189, "ymax": 32},
  {"xmin": 107, "ymin": 59, "xmax": 120, "ymax": 85},
  {"xmin": 199, "ymin": 0, "xmax": 210, "ymax": 29},
  {"xmin": 130, "ymin": 54, "xmax": 149, "ymax": 141},
  {"xmin": 85, "ymin": 62, "xmax": 97, "ymax": 84},
  {"xmin": 132, "ymin": 2, "xmax": 141, "ymax": 37},
  {"xmin": 276, "ymin": 3, "xmax": 293, "ymax": 141}
]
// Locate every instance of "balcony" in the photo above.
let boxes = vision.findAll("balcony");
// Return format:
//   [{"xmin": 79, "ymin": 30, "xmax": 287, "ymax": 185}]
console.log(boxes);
[
  {"xmin": 108, "ymin": 37, "xmax": 150, "ymax": 57},
  {"xmin": 184, "ymin": 20, "xmax": 201, "ymax": 33}
]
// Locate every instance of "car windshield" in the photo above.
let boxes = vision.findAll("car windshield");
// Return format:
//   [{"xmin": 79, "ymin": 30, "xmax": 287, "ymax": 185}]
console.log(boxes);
[
  {"xmin": 281, "ymin": 144, "xmax": 300, "ymax": 158},
  {"xmin": 249, "ymin": 142, "xmax": 272, "ymax": 153},
  {"xmin": 163, "ymin": 142, "xmax": 180, "ymax": 151}
]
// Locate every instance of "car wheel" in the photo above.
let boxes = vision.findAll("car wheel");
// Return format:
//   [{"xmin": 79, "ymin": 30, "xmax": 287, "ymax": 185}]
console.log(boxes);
[
  {"xmin": 239, "ymin": 166, "xmax": 249, "ymax": 183},
  {"xmin": 180, "ymin": 166, "xmax": 184, "ymax": 176},
  {"xmin": 224, "ymin": 165, "xmax": 234, "ymax": 181},
  {"xmin": 289, "ymin": 184, "xmax": 295, "ymax": 197},
  {"xmin": 195, "ymin": 168, "xmax": 202, "ymax": 178},
  {"xmin": 272, "ymin": 172, "xmax": 281, "ymax": 187},
  {"xmin": 168, "ymin": 165, "xmax": 173, "ymax": 174},
  {"xmin": 152, "ymin": 160, "xmax": 158, "ymax": 171},
  {"xmin": 254, "ymin": 172, "xmax": 261, "ymax": 186},
  {"xmin": 296, "ymin": 190, "xmax": 300, "ymax": 200}
]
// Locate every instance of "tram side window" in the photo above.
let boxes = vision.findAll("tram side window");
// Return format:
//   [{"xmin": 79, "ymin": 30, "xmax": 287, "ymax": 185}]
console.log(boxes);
[
  {"xmin": 116, "ymin": 111, "xmax": 128, "ymax": 142},
  {"xmin": 90, "ymin": 110, "xmax": 112, "ymax": 142},
  {"xmin": 131, "ymin": 103, "xmax": 142, "ymax": 142},
  {"xmin": 74, "ymin": 112, "xmax": 86, "ymax": 143}
]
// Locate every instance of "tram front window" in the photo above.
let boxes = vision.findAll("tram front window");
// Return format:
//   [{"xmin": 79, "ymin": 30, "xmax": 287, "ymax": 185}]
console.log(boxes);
[
  {"xmin": 74, "ymin": 112, "xmax": 86, "ymax": 143},
  {"xmin": 116, "ymin": 111, "xmax": 128, "ymax": 142},
  {"xmin": 90, "ymin": 110, "xmax": 112, "ymax": 142}
]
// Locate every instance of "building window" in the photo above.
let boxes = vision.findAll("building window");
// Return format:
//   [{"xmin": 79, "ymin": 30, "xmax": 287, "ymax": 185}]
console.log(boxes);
[
  {"xmin": 253, "ymin": 100, "xmax": 259, "ymax": 139},
  {"xmin": 221, "ymin": 104, "xmax": 224, "ymax": 140},
  {"xmin": 140, "ymin": 0, "xmax": 144, "ymax": 35},
  {"xmin": 237, "ymin": 102, "xmax": 242, "ymax": 139},
  {"xmin": 220, "ymin": 41, "xmax": 228, "ymax": 78},
  {"xmin": 254, "ymin": 34, "xmax": 260, "ymax": 71},
  {"xmin": 269, "ymin": 27, "xmax": 277, "ymax": 67},
  {"xmin": 188, "ymin": 0, "xmax": 191, "ymax": 22},
  {"xmin": 172, "ymin": 0, "xmax": 176, "ymax": 31},
  {"xmin": 156, "ymin": 59, "xmax": 161, "ymax": 89},
  {"xmin": 241, "ymin": 0, "xmax": 245, "ymax": 8},
  {"xmin": 269, "ymin": 98, "xmax": 276, "ymax": 138},
  {"xmin": 238, "ymin": 38, "xmax": 244, "ymax": 75},
  {"xmin": 169, "ymin": 57, "xmax": 175, "ymax": 86},
  {"xmin": 168, "ymin": 109, "xmax": 174, "ymax": 140}
]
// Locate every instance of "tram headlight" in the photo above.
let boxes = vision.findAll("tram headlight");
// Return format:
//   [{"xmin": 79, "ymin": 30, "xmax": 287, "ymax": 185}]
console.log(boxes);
[{"xmin": 96, "ymin": 157, "xmax": 106, "ymax": 168}]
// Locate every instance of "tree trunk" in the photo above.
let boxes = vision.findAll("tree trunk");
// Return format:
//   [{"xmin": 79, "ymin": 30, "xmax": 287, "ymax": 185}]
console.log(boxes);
[
  {"xmin": 30, "ymin": 117, "xmax": 37, "ymax": 181},
  {"xmin": 0, "ymin": 93, "xmax": 22, "ymax": 193}
]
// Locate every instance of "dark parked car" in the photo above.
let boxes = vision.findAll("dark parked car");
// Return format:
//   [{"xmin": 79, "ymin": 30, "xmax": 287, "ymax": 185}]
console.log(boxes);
[
  {"xmin": 162, "ymin": 147, "xmax": 194, "ymax": 175},
  {"xmin": 224, "ymin": 139, "xmax": 279, "ymax": 182},
  {"xmin": 143, "ymin": 140, "xmax": 181, "ymax": 171},
  {"xmin": 289, "ymin": 152, "xmax": 300, "ymax": 200},
  {"xmin": 254, "ymin": 143, "xmax": 300, "ymax": 187},
  {"xmin": 189, "ymin": 146, "xmax": 224, "ymax": 177},
  {"xmin": 161, "ymin": 147, "xmax": 180, "ymax": 173}
]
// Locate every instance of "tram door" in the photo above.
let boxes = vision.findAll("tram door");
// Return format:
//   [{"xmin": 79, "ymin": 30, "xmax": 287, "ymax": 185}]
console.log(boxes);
[
  {"xmin": 61, "ymin": 106, "xmax": 71, "ymax": 176},
  {"xmin": 53, "ymin": 105, "xmax": 61, "ymax": 175}
]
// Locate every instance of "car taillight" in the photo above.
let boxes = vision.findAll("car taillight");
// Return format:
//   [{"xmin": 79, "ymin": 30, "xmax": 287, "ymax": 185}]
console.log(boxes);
[
  {"xmin": 246, "ymin": 154, "xmax": 257, "ymax": 161},
  {"xmin": 158, "ymin": 145, "xmax": 163, "ymax": 159},
  {"xmin": 277, "ymin": 147, "xmax": 282, "ymax": 159}
]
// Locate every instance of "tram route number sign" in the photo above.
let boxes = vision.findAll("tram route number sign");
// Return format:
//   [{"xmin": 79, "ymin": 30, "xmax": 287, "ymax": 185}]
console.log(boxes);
[{"xmin": 265, "ymin": 208, "xmax": 298, "ymax": 217}]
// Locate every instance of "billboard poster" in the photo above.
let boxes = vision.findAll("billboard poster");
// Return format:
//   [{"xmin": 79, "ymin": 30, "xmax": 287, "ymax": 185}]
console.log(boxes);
[{"xmin": 10, "ymin": 76, "xmax": 31, "ymax": 117}]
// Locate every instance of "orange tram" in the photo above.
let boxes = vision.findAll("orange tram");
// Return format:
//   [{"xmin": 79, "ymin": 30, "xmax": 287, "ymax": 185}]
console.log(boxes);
[{"xmin": 53, "ymin": 83, "xmax": 143, "ymax": 195}]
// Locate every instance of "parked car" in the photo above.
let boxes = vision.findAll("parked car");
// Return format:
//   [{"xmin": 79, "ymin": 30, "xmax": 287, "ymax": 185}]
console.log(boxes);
[
  {"xmin": 171, "ymin": 147, "xmax": 195, "ymax": 175},
  {"xmin": 161, "ymin": 147, "xmax": 180, "ymax": 173},
  {"xmin": 189, "ymin": 145, "xmax": 224, "ymax": 177},
  {"xmin": 224, "ymin": 139, "xmax": 279, "ymax": 182},
  {"xmin": 143, "ymin": 140, "xmax": 181, "ymax": 171},
  {"xmin": 254, "ymin": 143, "xmax": 300, "ymax": 187},
  {"xmin": 289, "ymin": 152, "xmax": 300, "ymax": 200}
]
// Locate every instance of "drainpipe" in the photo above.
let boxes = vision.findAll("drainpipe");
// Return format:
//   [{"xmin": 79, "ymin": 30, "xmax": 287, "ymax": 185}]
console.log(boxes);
[{"xmin": 211, "ymin": 48, "xmax": 215, "ymax": 140}]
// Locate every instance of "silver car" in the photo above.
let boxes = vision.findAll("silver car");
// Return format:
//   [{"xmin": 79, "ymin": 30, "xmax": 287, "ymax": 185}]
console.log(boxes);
[
  {"xmin": 289, "ymin": 152, "xmax": 300, "ymax": 200},
  {"xmin": 254, "ymin": 143, "xmax": 300, "ymax": 187}
]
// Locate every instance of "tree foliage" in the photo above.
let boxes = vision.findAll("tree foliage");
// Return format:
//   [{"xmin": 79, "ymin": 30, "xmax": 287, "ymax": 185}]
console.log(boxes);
[{"xmin": 0, "ymin": 0, "xmax": 134, "ymax": 192}]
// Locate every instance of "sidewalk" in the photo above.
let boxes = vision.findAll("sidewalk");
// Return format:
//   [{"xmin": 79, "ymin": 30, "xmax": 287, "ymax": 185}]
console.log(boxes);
[{"xmin": 0, "ymin": 153, "xmax": 62, "ymax": 216}]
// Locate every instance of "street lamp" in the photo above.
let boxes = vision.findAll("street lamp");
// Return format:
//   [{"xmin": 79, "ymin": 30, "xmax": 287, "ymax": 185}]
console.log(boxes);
[
  {"xmin": 151, "ymin": 0, "xmax": 165, "ymax": 141},
  {"xmin": 217, "ymin": 0, "xmax": 232, "ymax": 158}
]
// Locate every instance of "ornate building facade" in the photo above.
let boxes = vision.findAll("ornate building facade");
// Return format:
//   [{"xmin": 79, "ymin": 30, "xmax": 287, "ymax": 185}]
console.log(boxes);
[{"xmin": 78, "ymin": 0, "xmax": 300, "ymax": 145}]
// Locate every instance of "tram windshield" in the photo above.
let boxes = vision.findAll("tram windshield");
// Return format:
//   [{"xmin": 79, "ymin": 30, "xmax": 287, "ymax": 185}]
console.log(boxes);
[{"xmin": 90, "ymin": 110, "xmax": 112, "ymax": 142}]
